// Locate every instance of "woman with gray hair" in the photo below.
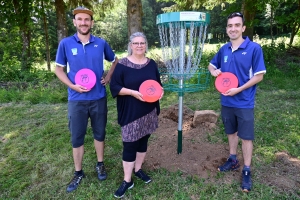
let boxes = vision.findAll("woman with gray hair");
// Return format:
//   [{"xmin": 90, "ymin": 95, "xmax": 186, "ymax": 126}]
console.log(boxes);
[{"xmin": 110, "ymin": 32, "xmax": 163, "ymax": 198}]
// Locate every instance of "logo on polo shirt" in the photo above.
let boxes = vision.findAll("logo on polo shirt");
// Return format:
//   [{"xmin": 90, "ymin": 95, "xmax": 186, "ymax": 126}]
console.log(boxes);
[
  {"xmin": 71, "ymin": 48, "xmax": 78, "ymax": 55},
  {"xmin": 94, "ymin": 45, "xmax": 98, "ymax": 47},
  {"xmin": 224, "ymin": 56, "xmax": 228, "ymax": 63},
  {"xmin": 242, "ymin": 52, "xmax": 247, "ymax": 55}
]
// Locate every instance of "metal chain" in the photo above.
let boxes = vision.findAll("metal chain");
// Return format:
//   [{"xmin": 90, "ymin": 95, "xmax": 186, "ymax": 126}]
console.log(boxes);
[{"xmin": 158, "ymin": 20, "xmax": 208, "ymax": 80}]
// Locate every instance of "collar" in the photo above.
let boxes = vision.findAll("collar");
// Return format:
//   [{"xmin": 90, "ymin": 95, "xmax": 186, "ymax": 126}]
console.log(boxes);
[
  {"xmin": 73, "ymin": 33, "xmax": 95, "ymax": 43},
  {"xmin": 227, "ymin": 36, "xmax": 250, "ymax": 50}
]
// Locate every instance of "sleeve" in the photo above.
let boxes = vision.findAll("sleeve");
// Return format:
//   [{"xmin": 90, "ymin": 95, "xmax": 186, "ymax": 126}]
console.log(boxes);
[
  {"xmin": 109, "ymin": 63, "xmax": 124, "ymax": 98},
  {"xmin": 55, "ymin": 40, "xmax": 67, "ymax": 67},
  {"xmin": 152, "ymin": 60, "xmax": 161, "ymax": 116},
  {"xmin": 104, "ymin": 41, "xmax": 116, "ymax": 62},
  {"xmin": 209, "ymin": 49, "xmax": 222, "ymax": 69},
  {"xmin": 252, "ymin": 45, "xmax": 267, "ymax": 75}
]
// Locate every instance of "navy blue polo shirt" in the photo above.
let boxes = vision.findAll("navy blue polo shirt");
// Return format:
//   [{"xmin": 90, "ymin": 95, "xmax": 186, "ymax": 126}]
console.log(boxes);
[
  {"xmin": 55, "ymin": 33, "xmax": 116, "ymax": 101},
  {"xmin": 210, "ymin": 37, "xmax": 266, "ymax": 108}
]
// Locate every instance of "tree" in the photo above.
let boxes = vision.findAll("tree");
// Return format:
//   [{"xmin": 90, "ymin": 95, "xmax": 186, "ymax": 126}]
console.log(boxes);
[
  {"xmin": 54, "ymin": 0, "xmax": 117, "ymax": 43},
  {"xmin": 10, "ymin": 0, "xmax": 34, "ymax": 70},
  {"xmin": 54, "ymin": 0, "xmax": 68, "ymax": 43},
  {"xmin": 127, "ymin": 0, "xmax": 143, "ymax": 37},
  {"xmin": 156, "ymin": 0, "xmax": 261, "ymax": 40},
  {"xmin": 40, "ymin": 0, "xmax": 52, "ymax": 71},
  {"xmin": 275, "ymin": 0, "xmax": 300, "ymax": 45},
  {"xmin": 93, "ymin": 0, "xmax": 128, "ymax": 50}
]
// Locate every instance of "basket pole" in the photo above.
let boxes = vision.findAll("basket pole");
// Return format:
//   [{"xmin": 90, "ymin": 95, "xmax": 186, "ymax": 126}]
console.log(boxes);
[{"xmin": 157, "ymin": 12, "xmax": 210, "ymax": 154}]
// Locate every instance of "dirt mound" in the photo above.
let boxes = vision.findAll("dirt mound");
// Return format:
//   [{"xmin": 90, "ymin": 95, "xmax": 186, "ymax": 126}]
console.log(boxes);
[{"xmin": 144, "ymin": 108, "xmax": 300, "ymax": 196}]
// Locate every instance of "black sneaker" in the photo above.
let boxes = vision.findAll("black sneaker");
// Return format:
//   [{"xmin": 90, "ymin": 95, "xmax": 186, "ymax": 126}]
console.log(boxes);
[
  {"xmin": 241, "ymin": 170, "xmax": 252, "ymax": 192},
  {"xmin": 96, "ymin": 163, "xmax": 107, "ymax": 181},
  {"xmin": 134, "ymin": 169, "xmax": 152, "ymax": 184},
  {"xmin": 218, "ymin": 158, "xmax": 240, "ymax": 172},
  {"xmin": 66, "ymin": 171, "xmax": 85, "ymax": 193},
  {"xmin": 114, "ymin": 180, "xmax": 134, "ymax": 198}
]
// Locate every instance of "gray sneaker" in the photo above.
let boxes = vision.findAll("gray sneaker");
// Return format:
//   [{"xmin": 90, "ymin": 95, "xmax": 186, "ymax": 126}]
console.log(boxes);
[{"xmin": 96, "ymin": 163, "xmax": 107, "ymax": 181}]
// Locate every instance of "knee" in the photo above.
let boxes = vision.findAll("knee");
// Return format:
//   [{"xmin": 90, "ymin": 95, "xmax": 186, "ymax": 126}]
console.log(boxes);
[
  {"xmin": 72, "ymin": 139, "xmax": 84, "ymax": 148},
  {"xmin": 241, "ymin": 139, "xmax": 253, "ymax": 145},
  {"xmin": 94, "ymin": 135, "xmax": 105, "ymax": 142},
  {"xmin": 123, "ymin": 150, "xmax": 136, "ymax": 162}
]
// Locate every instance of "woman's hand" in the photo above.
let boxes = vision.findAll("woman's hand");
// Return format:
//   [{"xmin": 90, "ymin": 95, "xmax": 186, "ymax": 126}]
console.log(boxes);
[{"xmin": 131, "ymin": 90, "xmax": 145, "ymax": 102}]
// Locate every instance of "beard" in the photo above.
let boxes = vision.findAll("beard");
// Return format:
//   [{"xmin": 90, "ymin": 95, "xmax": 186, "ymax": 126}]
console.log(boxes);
[{"xmin": 76, "ymin": 25, "xmax": 91, "ymax": 35}]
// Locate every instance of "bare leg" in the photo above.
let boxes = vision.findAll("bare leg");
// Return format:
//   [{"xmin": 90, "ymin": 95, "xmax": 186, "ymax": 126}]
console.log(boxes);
[
  {"xmin": 94, "ymin": 140, "xmax": 104, "ymax": 162},
  {"xmin": 73, "ymin": 145, "xmax": 84, "ymax": 171},
  {"xmin": 228, "ymin": 132, "xmax": 239, "ymax": 155},
  {"xmin": 134, "ymin": 152, "xmax": 146, "ymax": 172},
  {"xmin": 242, "ymin": 139, "xmax": 253, "ymax": 166},
  {"xmin": 123, "ymin": 161, "xmax": 135, "ymax": 182}
]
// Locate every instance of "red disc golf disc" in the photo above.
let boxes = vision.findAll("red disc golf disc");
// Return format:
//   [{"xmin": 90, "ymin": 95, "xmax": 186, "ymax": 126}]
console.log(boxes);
[
  {"xmin": 75, "ymin": 68, "xmax": 96, "ymax": 90},
  {"xmin": 139, "ymin": 80, "xmax": 163, "ymax": 103},
  {"xmin": 215, "ymin": 72, "xmax": 238, "ymax": 93}
]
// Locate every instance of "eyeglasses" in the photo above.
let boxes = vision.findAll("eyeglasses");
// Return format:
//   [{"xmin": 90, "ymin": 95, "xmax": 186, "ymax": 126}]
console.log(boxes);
[
  {"xmin": 227, "ymin": 12, "xmax": 244, "ymax": 21},
  {"xmin": 131, "ymin": 42, "xmax": 146, "ymax": 46}
]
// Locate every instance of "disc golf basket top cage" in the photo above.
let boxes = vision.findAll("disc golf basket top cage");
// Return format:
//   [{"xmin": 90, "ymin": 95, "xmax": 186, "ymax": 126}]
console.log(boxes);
[{"xmin": 156, "ymin": 11, "xmax": 211, "ymax": 154}]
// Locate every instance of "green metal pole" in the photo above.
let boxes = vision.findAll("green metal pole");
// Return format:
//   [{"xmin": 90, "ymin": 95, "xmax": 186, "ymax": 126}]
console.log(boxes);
[
  {"xmin": 177, "ymin": 88, "xmax": 184, "ymax": 154},
  {"xmin": 177, "ymin": 27, "xmax": 185, "ymax": 154},
  {"xmin": 177, "ymin": 130, "xmax": 182, "ymax": 154}
]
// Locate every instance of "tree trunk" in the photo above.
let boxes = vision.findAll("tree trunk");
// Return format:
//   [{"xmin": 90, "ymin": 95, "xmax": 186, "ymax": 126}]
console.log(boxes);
[
  {"xmin": 12, "ymin": 0, "xmax": 31, "ymax": 71},
  {"xmin": 127, "ymin": 0, "xmax": 143, "ymax": 37},
  {"xmin": 55, "ymin": 0, "xmax": 68, "ymax": 43},
  {"xmin": 241, "ymin": 0, "xmax": 255, "ymax": 41},
  {"xmin": 270, "ymin": 5, "xmax": 274, "ymax": 43},
  {"xmin": 289, "ymin": 0, "xmax": 300, "ymax": 45},
  {"xmin": 289, "ymin": 25, "xmax": 300, "ymax": 45},
  {"xmin": 42, "ymin": 0, "xmax": 51, "ymax": 71}
]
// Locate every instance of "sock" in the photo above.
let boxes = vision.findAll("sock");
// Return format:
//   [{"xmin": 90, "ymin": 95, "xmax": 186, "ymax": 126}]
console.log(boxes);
[
  {"xmin": 229, "ymin": 154, "xmax": 237, "ymax": 162},
  {"xmin": 75, "ymin": 170, "xmax": 83, "ymax": 175},
  {"xmin": 97, "ymin": 161, "xmax": 104, "ymax": 166},
  {"xmin": 243, "ymin": 165, "xmax": 250, "ymax": 171}
]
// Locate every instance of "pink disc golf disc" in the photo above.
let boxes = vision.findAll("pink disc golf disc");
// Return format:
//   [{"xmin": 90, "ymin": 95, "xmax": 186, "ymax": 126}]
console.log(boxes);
[
  {"xmin": 75, "ymin": 68, "xmax": 96, "ymax": 90},
  {"xmin": 139, "ymin": 80, "xmax": 163, "ymax": 103},
  {"xmin": 215, "ymin": 72, "xmax": 238, "ymax": 93}
]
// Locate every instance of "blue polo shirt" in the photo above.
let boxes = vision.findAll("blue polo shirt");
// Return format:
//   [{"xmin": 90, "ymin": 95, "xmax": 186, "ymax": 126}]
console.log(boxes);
[
  {"xmin": 210, "ymin": 37, "xmax": 266, "ymax": 108},
  {"xmin": 55, "ymin": 33, "xmax": 116, "ymax": 101}
]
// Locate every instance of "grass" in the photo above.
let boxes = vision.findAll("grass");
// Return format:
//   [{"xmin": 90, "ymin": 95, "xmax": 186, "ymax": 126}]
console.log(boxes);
[{"xmin": 1, "ymin": 42, "xmax": 300, "ymax": 199}]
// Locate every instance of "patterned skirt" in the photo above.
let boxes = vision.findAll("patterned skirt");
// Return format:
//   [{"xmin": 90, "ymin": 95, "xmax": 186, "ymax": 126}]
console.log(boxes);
[{"xmin": 121, "ymin": 108, "xmax": 158, "ymax": 142}]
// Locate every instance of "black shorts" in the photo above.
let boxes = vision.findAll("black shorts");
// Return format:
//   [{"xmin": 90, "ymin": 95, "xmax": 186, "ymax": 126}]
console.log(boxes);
[
  {"xmin": 221, "ymin": 106, "xmax": 254, "ymax": 140},
  {"xmin": 68, "ymin": 98, "xmax": 107, "ymax": 148}
]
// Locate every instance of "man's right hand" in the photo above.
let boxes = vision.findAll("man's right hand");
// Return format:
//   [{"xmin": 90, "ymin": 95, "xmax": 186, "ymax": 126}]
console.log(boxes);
[
  {"xmin": 71, "ymin": 84, "xmax": 91, "ymax": 93},
  {"xmin": 210, "ymin": 69, "xmax": 222, "ymax": 77}
]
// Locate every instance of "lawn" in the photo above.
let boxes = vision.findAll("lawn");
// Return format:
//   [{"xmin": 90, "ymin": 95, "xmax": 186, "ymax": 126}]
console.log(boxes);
[{"xmin": 0, "ymin": 40, "xmax": 300, "ymax": 199}]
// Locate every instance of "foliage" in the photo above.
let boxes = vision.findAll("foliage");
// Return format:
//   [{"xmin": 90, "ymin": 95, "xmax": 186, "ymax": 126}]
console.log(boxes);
[
  {"xmin": 0, "ymin": 0, "xmax": 299, "ymax": 78},
  {"xmin": 93, "ymin": 0, "xmax": 128, "ymax": 51},
  {"xmin": 93, "ymin": 0, "xmax": 171, "ymax": 51},
  {"xmin": 157, "ymin": 0, "xmax": 235, "ymax": 11}
]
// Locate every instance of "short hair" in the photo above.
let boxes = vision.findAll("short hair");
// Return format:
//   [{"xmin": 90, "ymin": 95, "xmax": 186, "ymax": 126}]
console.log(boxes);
[
  {"xmin": 73, "ymin": 6, "xmax": 93, "ymax": 20},
  {"xmin": 227, "ymin": 12, "xmax": 245, "ymax": 25},
  {"xmin": 127, "ymin": 32, "xmax": 148, "ymax": 56}
]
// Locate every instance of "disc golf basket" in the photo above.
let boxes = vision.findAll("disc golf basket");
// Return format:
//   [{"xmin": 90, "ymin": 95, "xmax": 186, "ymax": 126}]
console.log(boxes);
[{"xmin": 156, "ymin": 11, "xmax": 210, "ymax": 154}]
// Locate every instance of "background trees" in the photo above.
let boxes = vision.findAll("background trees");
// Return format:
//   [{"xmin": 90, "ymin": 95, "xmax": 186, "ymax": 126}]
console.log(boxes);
[{"xmin": 0, "ymin": 0, "xmax": 299, "ymax": 79}]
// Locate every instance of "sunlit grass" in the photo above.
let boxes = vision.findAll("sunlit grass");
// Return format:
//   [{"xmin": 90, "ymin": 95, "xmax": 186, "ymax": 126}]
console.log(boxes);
[{"xmin": 1, "ymin": 39, "xmax": 300, "ymax": 199}]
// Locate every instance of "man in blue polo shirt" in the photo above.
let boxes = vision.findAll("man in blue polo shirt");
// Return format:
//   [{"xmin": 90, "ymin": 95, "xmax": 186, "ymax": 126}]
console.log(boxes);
[
  {"xmin": 55, "ymin": 6, "xmax": 118, "ymax": 192},
  {"xmin": 208, "ymin": 12, "xmax": 266, "ymax": 192}
]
